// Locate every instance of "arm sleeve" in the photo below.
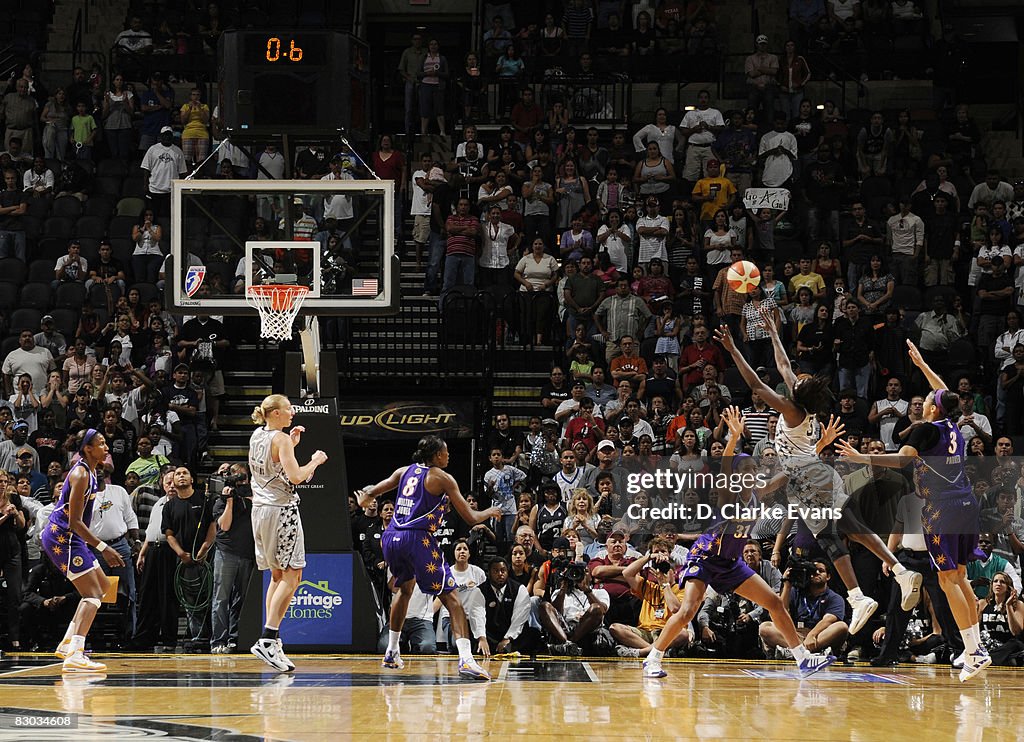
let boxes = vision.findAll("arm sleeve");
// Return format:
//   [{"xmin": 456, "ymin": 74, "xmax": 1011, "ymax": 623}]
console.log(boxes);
[
  {"xmin": 507, "ymin": 583, "xmax": 532, "ymax": 639},
  {"xmin": 906, "ymin": 422, "xmax": 939, "ymax": 453}
]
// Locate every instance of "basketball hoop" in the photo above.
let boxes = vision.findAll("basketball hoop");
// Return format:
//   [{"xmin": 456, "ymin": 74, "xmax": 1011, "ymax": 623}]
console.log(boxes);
[{"xmin": 245, "ymin": 285, "xmax": 310, "ymax": 341}]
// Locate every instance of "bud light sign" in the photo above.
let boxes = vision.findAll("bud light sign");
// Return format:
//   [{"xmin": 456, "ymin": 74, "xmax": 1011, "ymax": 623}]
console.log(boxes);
[{"xmin": 264, "ymin": 553, "xmax": 354, "ymax": 646}]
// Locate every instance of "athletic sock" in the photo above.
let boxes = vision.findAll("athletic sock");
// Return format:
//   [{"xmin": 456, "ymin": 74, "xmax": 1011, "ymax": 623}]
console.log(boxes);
[
  {"xmin": 455, "ymin": 637, "xmax": 473, "ymax": 663},
  {"xmin": 647, "ymin": 647, "xmax": 665, "ymax": 663},
  {"xmin": 892, "ymin": 562, "xmax": 908, "ymax": 576},
  {"xmin": 791, "ymin": 644, "xmax": 809, "ymax": 662},
  {"xmin": 62, "ymin": 622, "xmax": 75, "ymax": 644},
  {"xmin": 261, "ymin": 626, "xmax": 279, "ymax": 640},
  {"xmin": 969, "ymin": 625, "xmax": 983, "ymax": 652},
  {"xmin": 69, "ymin": 635, "xmax": 85, "ymax": 654},
  {"xmin": 848, "ymin": 587, "xmax": 865, "ymax": 601},
  {"xmin": 387, "ymin": 630, "xmax": 402, "ymax": 654},
  {"xmin": 960, "ymin": 628, "xmax": 978, "ymax": 655}
]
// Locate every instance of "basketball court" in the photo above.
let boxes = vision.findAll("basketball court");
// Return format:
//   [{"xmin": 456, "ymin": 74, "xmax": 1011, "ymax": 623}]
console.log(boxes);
[{"xmin": 0, "ymin": 654, "xmax": 1019, "ymax": 740}]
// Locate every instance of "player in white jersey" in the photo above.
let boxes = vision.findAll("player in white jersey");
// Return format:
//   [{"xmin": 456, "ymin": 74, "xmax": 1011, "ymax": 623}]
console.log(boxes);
[
  {"xmin": 248, "ymin": 394, "xmax": 328, "ymax": 672},
  {"xmin": 714, "ymin": 314, "xmax": 922, "ymax": 636}
]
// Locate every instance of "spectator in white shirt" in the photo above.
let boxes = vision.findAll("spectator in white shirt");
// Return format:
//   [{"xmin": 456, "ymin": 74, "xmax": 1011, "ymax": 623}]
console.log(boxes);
[{"xmin": 757, "ymin": 111, "xmax": 798, "ymax": 187}]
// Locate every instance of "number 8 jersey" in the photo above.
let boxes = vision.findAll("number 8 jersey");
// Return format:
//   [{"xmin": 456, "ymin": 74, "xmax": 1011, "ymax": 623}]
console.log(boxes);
[{"xmin": 389, "ymin": 464, "xmax": 450, "ymax": 532}]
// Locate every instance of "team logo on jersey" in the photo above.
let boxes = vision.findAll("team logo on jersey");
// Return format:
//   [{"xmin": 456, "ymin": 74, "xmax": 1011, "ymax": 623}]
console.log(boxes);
[
  {"xmin": 73, "ymin": 556, "xmax": 84, "ymax": 567},
  {"xmin": 185, "ymin": 265, "xmax": 207, "ymax": 297}
]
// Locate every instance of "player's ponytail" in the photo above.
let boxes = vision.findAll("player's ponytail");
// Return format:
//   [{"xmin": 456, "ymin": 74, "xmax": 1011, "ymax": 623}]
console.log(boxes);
[
  {"xmin": 412, "ymin": 435, "xmax": 446, "ymax": 464},
  {"xmin": 933, "ymin": 389, "xmax": 961, "ymax": 420},
  {"xmin": 252, "ymin": 394, "xmax": 290, "ymax": 425}
]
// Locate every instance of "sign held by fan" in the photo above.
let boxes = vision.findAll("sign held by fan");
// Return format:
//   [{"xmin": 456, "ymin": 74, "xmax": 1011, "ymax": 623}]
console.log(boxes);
[{"xmin": 743, "ymin": 188, "xmax": 790, "ymax": 211}]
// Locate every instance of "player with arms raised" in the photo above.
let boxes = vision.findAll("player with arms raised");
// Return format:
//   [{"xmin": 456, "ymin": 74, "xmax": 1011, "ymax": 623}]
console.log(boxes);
[
  {"xmin": 835, "ymin": 341, "xmax": 991, "ymax": 682},
  {"xmin": 714, "ymin": 312, "xmax": 923, "ymax": 636},
  {"xmin": 643, "ymin": 407, "xmax": 838, "ymax": 678},
  {"xmin": 356, "ymin": 435, "xmax": 502, "ymax": 680},
  {"xmin": 248, "ymin": 394, "xmax": 329, "ymax": 672},
  {"xmin": 42, "ymin": 428, "xmax": 126, "ymax": 673}
]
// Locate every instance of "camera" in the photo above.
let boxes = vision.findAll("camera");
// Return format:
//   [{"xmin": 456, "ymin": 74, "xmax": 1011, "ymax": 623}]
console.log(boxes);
[
  {"xmin": 653, "ymin": 558, "xmax": 672, "ymax": 574},
  {"xmin": 786, "ymin": 558, "xmax": 816, "ymax": 590},
  {"xmin": 551, "ymin": 557, "xmax": 587, "ymax": 585},
  {"xmin": 210, "ymin": 472, "xmax": 249, "ymax": 499}
]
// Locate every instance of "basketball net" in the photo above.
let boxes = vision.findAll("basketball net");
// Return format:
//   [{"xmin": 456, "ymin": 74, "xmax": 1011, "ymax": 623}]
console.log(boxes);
[{"xmin": 245, "ymin": 285, "xmax": 310, "ymax": 342}]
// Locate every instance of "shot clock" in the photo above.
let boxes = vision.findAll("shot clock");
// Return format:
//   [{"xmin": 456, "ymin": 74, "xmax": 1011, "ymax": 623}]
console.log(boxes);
[{"xmin": 219, "ymin": 30, "xmax": 369, "ymax": 134}]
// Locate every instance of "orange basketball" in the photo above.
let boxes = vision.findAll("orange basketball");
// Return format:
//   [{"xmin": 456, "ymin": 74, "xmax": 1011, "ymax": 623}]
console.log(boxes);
[{"xmin": 726, "ymin": 260, "xmax": 761, "ymax": 294}]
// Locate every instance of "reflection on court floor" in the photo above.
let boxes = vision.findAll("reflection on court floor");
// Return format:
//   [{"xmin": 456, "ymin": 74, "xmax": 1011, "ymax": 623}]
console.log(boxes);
[{"xmin": 0, "ymin": 655, "xmax": 1020, "ymax": 741}]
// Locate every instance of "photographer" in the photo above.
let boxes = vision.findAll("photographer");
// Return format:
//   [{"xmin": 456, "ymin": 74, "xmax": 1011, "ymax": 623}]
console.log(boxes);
[
  {"xmin": 210, "ymin": 463, "xmax": 255, "ymax": 654},
  {"xmin": 696, "ymin": 588, "xmax": 762, "ymax": 658},
  {"xmin": 532, "ymin": 536, "xmax": 609, "ymax": 656},
  {"xmin": 759, "ymin": 559, "xmax": 849, "ymax": 657},
  {"xmin": 610, "ymin": 537, "xmax": 689, "ymax": 658}
]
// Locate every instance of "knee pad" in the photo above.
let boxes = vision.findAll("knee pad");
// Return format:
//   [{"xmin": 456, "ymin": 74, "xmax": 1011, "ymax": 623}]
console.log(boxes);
[
  {"xmin": 82, "ymin": 597, "xmax": 102, "ymax": 609},
  {"xmin": 816, "ymin": 529, "xmax": 849, "ymax": 562}
]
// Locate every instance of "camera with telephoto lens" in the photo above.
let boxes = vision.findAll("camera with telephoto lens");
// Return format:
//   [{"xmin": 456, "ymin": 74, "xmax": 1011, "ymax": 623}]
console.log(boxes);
[
  {"xmin": 551, "ymin": 556, "xmax": 587, "ymax": 585},
  {"xmin": 786, "ymin": 558, "xmax": 816, "ymax": 590},
  {"xmin": 211, "ymin": 472, "xmax": 249, "ymax": 499}
]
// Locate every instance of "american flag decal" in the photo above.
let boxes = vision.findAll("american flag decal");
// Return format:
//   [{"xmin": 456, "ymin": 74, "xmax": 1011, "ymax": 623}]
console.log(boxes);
[{"xmin": 352, "ymin": 278, "xmax": 379, "ymax": 296}]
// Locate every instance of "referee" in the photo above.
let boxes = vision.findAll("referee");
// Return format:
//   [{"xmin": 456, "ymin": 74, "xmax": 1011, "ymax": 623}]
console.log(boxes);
[{"xmin": 88, "ymin": 462, "xmax": 140, "ymax": 639}]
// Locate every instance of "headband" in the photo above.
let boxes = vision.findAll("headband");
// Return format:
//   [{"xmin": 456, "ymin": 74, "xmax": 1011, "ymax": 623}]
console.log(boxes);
[
  {"xmin": 934, "ymin": 389, "xmax": 946, "ymax": 410},
  {"xmin": 80, "ymin": 428, "xmax": 99, "ymax": 452}
]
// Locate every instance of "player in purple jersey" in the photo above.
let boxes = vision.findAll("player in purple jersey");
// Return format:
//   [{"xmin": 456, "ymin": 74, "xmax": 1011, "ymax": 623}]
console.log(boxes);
[
  {"xmin": 716, "ymin": 314, "xmax": 923, "ymax": 637},
  {"xmin": 642, "ymin": 407, "xmax": 837, "ymax": 678},
  {"xmin": 40, "ymin": 428, "xmax": 125, "ymax": 673},
  {"xmin": 835, "ymin": 340, "xmax": 991, "ymax": 683},
  {"xmin": 356, "ymin": 435, "xmax": 502, "ymax": 680}
]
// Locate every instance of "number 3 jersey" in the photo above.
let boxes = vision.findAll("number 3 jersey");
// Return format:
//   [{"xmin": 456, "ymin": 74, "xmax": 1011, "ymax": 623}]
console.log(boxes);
[
  {"xmin": 390, "ymin": 464, "xmax": 450, "ymax": 532},
  {"xmin": 910, "ymin": 418, "xmax": 973, "ymax": 501}
]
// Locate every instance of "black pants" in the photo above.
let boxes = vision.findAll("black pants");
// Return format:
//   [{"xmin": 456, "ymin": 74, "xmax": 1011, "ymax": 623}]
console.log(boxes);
[
  {"xmin": 1, "ymin": 552, "xmax": 22, "ymax": 644},
  {"xmin": 133, "ymin": 542, "xmax": 179, "ymax": 648},
  {"xmin": 876, "ymin": 550, "xmax": 964, "ymax": 661}
]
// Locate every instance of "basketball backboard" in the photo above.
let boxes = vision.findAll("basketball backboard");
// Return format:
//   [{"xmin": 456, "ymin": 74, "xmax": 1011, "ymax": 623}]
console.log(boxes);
[{"xmin": 169, "ymin": 178, "xmax": 397, "ymax": 315}]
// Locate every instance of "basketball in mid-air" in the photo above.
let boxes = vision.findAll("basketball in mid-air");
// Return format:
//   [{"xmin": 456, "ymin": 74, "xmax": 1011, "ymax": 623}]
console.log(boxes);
[{"xmin": 726, "ymin": 260, "xmax": 761, "ymax": 294}]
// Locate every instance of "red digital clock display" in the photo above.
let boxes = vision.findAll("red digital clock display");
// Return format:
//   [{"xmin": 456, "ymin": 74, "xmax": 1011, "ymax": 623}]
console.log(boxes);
[{"xmin": 243, "ymin": 35, "xmax": 325, "ymax": 65}]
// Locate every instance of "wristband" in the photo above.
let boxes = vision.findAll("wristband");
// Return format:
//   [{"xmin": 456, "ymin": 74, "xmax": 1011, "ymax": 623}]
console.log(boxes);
[{"xmin": 95, "ymin": 540, "xmax": 109, "ymax": 552}]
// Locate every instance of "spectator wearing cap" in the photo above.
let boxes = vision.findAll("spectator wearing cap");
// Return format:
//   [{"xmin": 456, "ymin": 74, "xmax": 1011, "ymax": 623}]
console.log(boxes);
[
  {"xmin": 3, "ymin": 330, "xmax": 54, "ymax": 397},
  {"xmin": 534, "ymin": 535, "xmax": 609, "ymax": 656},
  {"xmin": 692, "ymin": 158, "xmax": 738, "ymax": 228},
  {"xmin": 10, "ymin": 447, "xmax": 46, "ymax": 493},
  {"xmin": 141, "ymin": 126, "xmax": 187, "ymax": 219},
  {"xmin": 34, "ymin": 315, "xmax": 67, "ymax": 361},
  {"xmin": 162, "ymin": 363, "xmax": 200, "ymax": 466},
  {"xmin": 9, "ymin": 374, "xmax": 39, "ymax": 433},
  {"xmin": 564, "ymin": 396, "xmax": 606, "ymax": 452},
  {"xmin": 588, "ymin": 528, "xmax": 638, "ymax": 625},
  {"xmin": 745, "ymin": 35, "xmax": 779, "ymax": 126},
  {"xmin": 0, "ymin": 419, "xmax": 38, "ymax": 471},
  {"xmin": 52, "ymin": 239, "xmax": 88, "ymax": 290}
]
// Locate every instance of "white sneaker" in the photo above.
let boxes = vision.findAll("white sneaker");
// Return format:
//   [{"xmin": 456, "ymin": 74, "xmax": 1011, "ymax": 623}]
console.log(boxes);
[
  {"xmin": 958, "ymin": 649, "xmax": 992, "ymax": 683},
  {"xmin": 276, "ymin": 639, "xmax": 296, "ymax": 671},
  {"xmin": 62, "ymin": 652, "xmax": 106, "ymax": 673},
  {"xmin": 952, "ymin": 651, "xmax": 966, "ymax": 670},
  {"xmin": 251, "ymin": 638, "xmax": 291, "ymax": 672},
  {"xmin": 895, "ymin": 569, "xmax": 923, "ymax": 611},
  {"xmin": 616, "ymin": 645, "xmax": 642, "ymax": 658},
  {"xmin": 913, "ymin": 652, "xmax": 937, "ymax": 664},
  {"xmin": 54, "ymin": 636, "xmax": 73, "ymax": 660},
  {"xmin": 642, "ymin": 659, "xmax": 667, "ymax": 678},
  {"xmin": 849, "ymin": 596, "xmax": 879, "ymax": 635},
  {"xmin": 775, "ymin": 646, "xmax": 794, "ymax": 660}
]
